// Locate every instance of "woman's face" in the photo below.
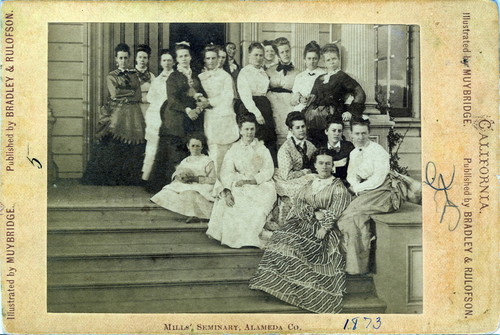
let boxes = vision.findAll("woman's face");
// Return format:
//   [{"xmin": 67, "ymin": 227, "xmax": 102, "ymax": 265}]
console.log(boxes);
[
  {"xmin": 277, "ymin": 44, "xmax": 291, "ymax": 64},
  {"xmin": 264, "ymin": 45, "xmax": 276, "ymax": 62},
  {"xmin": 323, "ymin": 52, "xmax": 340, "ymax": 72},
  {"xmin": 304, "ymin": 51, "xmax": 319, "ymax": 71},
  {"xmin": 136, "ymin": 51, "xmax": 149, "ymax": 68},
  {"xmin": 204, "ymin": 51, "xmax": 219, "ymax": 71},
  {"xmin": 218, "ymin": 50, "xmax": 227, "ymax": 68},
  {"xmin": 226, "ymin": 43, "xmax": 236, "ymax": 58},
  {"xmin": 187, "ymin": 139, "xmax": 203, "ymax": 156},
  {"xmin": 315, "ymin": 154, "xmax": 333, "ymax": 179},
  {"xmin": 248, "ymin": 47, "xmax": 264, "ymax": 68},
  {"xmin": 239, "ymin": 121, "xmax": 256, "ymax": 143},
  {"xmin": 351, "ymin": 124, "xmax": 370, "ymax": 148},
  {"xmin": 160, "ymin": 53, "xmax": 174, "ymax": 71},
  {"xmin": 325, "ymin": 123, "xmax": 343, "ymax": 145},
  {"xmin": 115, "ymin": 51, "xmax": 129, "ymax": 69},
  {"xmin": 290, "ymin": 120, "xmax": 307, "ymax": 140},
  {"xmin": 176, "ymin": 49, "xmax": 191, "ymax": 68}
]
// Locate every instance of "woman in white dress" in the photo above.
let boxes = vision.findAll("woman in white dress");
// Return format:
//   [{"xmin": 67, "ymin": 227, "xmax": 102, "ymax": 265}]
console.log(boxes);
[
  {"xmin": 151, "ymin": 135, "xmax": 215, "ymax": 222},
  {"xmin": 198, "ymin": 45, "xmax": 239, "ymax": 175},
  {"xmin": 266, "ymin": 37, "xmax": 299, "ymax": 145},
  {"xmin": 135, "ymin": 44, "xmax": 156, "ymax": 118},
  {"xmin": 206, "ymin": 113, "xmax": 277, "ymax": 249},
  {"xmin": 291, "ymin": 41, "xmax": 326, "ymax": 112},
  {"xmin": 142, "ymin": 49, "xmax": 175, "ymax": 180}
]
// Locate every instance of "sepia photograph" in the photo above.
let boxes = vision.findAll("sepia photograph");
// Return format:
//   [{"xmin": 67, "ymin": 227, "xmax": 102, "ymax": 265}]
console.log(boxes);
[{"xmin": 47, "ymin": 22, "xmax": 423, "ymax": 315}]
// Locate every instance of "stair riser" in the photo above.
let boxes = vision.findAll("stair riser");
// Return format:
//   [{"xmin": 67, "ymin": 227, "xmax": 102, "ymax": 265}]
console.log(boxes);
[
  {"xmin": 48, "ymin": 231, "xmax": 210, "ymax": 247},
  {"xmin": 48, "ymin": 209, "xmax": 185, "ymax": 224},
  {"xmin": 49, "ymin": 282, "xmax": 267, "ymax": 305},
  {"xmin": 48, "ymin": 254, "xmax": 263, "ymax": 274}
]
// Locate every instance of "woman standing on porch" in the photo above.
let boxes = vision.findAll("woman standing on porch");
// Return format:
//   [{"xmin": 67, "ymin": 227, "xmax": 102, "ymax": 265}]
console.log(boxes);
[
  {"xmin": 135, "ymin": 44, "xmax": 156, "ymax": 118},
  {"xmin": 82, "ymin": 43, "xmax": 146, "ymax": 186},
  {"xmin": 306, "ymin": 43, "xmax": 366, "ymax": 146},
  {"xmin": 237, "ymin": 42, "xmax": 278, "ymax": 165},
  {"xmin": 141, "ymin": 49, "xmax": 175, "ymax": 181},
  {"xmin": 145, "ymin": 42, "xmax": 209, "ymax": 193},
  {"xmin": 198, "ymin": 45, "xmax": 239, "ymax": 175},
  {"xmin": 266, "ymin": 37, "xmax": 299, "ymax": 145}
]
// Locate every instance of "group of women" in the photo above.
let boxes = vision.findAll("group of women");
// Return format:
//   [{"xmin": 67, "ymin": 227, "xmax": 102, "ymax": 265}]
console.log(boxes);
[{"xmin": 82, "ymin": 37, "xmax": 415, "ymax": 313}]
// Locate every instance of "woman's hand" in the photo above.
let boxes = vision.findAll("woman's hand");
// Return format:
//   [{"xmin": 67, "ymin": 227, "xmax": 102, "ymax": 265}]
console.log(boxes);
[
  {"xmin": 342, "ymin": 111, "xmax": 352, "ymax": 121},
  {"xmin": 256, "ymin": 114, "xmax": 265, "ymax": 125},
  {"xmin": 186, "ymin": 108, "xmax": 199, "ymax": 120},
  {"xmin": 315, "ymin": 227, "xmax": 328, "ymax": 240},
  {"xmin": 196, "ymin": 97, "xmax": 211, "ymax": 109},
  {"xmin": 222, "ymin": 189, "xmax": 235, "ymax": 207}
]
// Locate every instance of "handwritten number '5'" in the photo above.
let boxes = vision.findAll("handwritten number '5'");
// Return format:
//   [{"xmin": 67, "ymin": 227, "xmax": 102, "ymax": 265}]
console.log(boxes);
[{"xmin": 27, "ymin": 145, "xmax": 43, "ymax": 169}]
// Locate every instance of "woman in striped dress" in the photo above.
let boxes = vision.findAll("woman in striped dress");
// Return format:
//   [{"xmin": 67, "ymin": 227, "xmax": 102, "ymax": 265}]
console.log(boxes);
[{"xmin": 249, "ymin": 148, "xmax": 352, "ymax": 313}]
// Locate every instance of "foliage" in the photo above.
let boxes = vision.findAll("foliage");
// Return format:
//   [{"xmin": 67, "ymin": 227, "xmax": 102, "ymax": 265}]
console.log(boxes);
[{"xmin": 375, "ymin": 85, "xmax": 409, "ymax": 176}]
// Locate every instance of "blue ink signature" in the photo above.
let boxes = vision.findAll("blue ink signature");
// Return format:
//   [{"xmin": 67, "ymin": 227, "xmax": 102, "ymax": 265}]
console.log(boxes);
[{"xmin": 424, "ymin": 161, "xmax": 461, "ymax": 231}]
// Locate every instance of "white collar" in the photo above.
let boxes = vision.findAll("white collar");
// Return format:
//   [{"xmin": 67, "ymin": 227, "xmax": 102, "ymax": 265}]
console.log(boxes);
[
  {"xmin": 292, "ymin": 136, "xmax": 306, "ymax": 147},
  {"xmin": 327, "ymin": 141, "xmax": 341, "ymax": 150}
]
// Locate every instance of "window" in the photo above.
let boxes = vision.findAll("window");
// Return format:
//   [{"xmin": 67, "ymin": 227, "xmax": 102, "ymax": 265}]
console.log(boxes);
[{"xmin": 375, "ymin": 25, "xmax": 415, "ymax": 117}]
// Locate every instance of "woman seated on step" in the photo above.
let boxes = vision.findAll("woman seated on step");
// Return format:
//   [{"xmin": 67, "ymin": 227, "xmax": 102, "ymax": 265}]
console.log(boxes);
[
  {"xmin": 151, "ymin": 135, "xmax": 216, "ymax": 223},
  {"xmin": 249, "ymin": 148, "xmax": 352, "ymax": 313},
  {"xmin": 206, "ymin": 113, "xmax": 277, "ymax": 249},
  {"xmin": 337, "ymin": 117, "xmax": 420, "ymax": 275},
  {"xmin": 272, "ymin": 111, "xmax": 317, "ymax": 228}
]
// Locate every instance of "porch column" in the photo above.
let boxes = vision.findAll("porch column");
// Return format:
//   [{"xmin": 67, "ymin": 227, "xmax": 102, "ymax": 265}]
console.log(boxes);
[
  {"xmin": 340, "ymin": 24, "xmax": 393, "ymax": 150},
  {"xmin": 226, "ymin": 23, "xmax": 242, "ymax": 65},
  {"xmin": 240, "ymin": 23, "xmax": 259, "ymax": 67},
  {"xmin": 340, "ymin": 24, "xmax": 377, "ymax": 112},
  {"xmin": 291, "ymin": 23, "xmax": 320, "ymax": 72}
]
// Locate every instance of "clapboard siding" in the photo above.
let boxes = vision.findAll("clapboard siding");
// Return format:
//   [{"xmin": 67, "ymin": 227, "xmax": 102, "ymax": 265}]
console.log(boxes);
[
  {"xmin": 48, "ymin": 81, "xmax": 84, "ymax": 100},
  {"xmin": 48, "ymin": 43, "xmax": 84, "ymax": 62},
  {"xmin": 50, "ymin": 99, "xmax": 85, "ymax": 118},
  {"xmin": 54, "ymin": 155, "xmax": 84, "ymax": 172},
  {"xmin": 48, "ymin": 62, "xmax": 84, "ymax": 80},
  {"xmin": 49, "ymin": 23, "xmax": 88, "ymax": 178},
  {"xmin": 53, "ymin": 137, "xmax": 84, "ymax": 155},
  {"xmin": 52, "ymin": 118, "xmax": 84, "ymax": 136}
]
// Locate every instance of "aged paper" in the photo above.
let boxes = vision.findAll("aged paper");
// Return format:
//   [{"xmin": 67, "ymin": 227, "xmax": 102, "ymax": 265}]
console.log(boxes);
[{"xmin": 1, "ymin": 0, "xmax": 498, "ymax": 334}]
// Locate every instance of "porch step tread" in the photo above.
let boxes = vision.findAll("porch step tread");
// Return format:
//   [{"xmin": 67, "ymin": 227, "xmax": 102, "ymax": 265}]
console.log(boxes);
[
  {"xmin": 48, "ymin": 267, "xmax": 374, "ymax": 290},
  {"xmin": 48, "ymin": 241, "xmax": 264, "ymax": 259},
  {"xmin": 48, "ymin": 291, "xmax": 385, "ymax": 314}
]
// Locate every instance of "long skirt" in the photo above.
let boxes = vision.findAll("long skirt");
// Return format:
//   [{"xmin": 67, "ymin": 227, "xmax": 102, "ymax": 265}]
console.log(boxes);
[
  {"xmin": 81, "ymin": 134, "xmax": 145, "ymax": 186},
  {"xmin": 206, "ymin": 181, "xmax": 277, "ymax": 249},
  {"xmin": 151, "ymin": 185, "xmax": 214, "ymax": 219},
  {"xmin": 249, "ymin": 217, "xmax": 346, "ymax": 313},
  {"xmin": 267, "ymin": 91, "xmax": 293, "ymax": 146},
  {"xmin": 337, "ymin": 178, "xmax": 395, "ymax": 275},
  {"xmin": 238, "ymin": 96, "xmax": 278, "ymax": 166},
  {"xmin": 145, "ymin": 134, "xmax": 188, "ymax": 193}
]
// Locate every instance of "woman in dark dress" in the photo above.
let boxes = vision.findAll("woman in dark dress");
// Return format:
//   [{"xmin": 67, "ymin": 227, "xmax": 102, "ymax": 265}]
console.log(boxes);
[
  {"xmin": 250, "ymin": 148, "xmax": 352, "ymax": 313},
  {"xmin": 306, "ymin": 43, "xmax": 366, "ymax": 146},
  {"xmin": 145, "ymin": 42, "xmax": 209, "ymax": 193},
  {"xmin": 82, "ymin": 43, "xmax": 145, "ymax": 186},
  {"xmin": 237, "ymin": 42, "xmax": 278, "ymax": 165}
]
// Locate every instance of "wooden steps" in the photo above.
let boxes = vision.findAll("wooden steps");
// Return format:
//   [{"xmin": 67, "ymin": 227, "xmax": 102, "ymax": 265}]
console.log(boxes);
[{"xmin": 48, "ymin": 205, "xmax": 386, "ymax": 314}]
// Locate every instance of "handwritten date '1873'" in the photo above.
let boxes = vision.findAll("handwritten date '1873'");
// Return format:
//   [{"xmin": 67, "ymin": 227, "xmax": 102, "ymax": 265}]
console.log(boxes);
[{"xmin": 424, "ymin": 161, "xmax": 461, "ymax": 231}]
